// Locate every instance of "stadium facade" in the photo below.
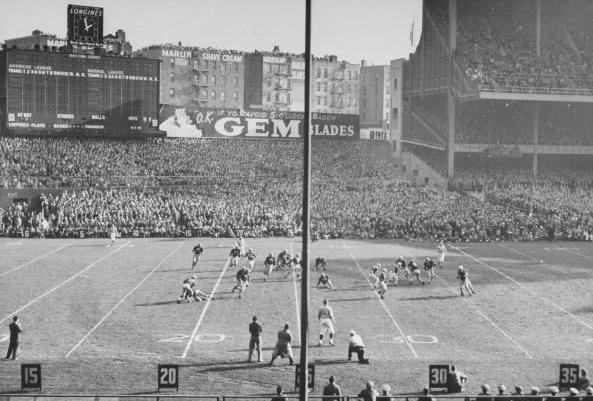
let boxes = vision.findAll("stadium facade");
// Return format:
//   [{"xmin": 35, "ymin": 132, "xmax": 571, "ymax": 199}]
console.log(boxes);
[{"xmin": 400, "ymin": 0, "xmax": 593, "ymax": 179}]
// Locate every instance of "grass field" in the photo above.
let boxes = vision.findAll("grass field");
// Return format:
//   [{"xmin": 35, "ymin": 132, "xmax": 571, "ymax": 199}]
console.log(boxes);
[{"xmin": 0, "ymin": 237, "xmax": 592, "ymax": 396}]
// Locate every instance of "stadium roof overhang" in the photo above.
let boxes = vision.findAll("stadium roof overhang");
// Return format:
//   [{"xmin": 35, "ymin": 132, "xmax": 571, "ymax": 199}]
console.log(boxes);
[{"xmin": 479, "ymin": 91, "xmax": 593, "ymax": 103}]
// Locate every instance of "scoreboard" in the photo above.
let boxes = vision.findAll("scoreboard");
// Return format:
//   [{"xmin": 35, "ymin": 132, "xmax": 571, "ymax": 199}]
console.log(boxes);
[{"xmin": 1, "ymin": 49, "xmax": 160, "ymax": 136}]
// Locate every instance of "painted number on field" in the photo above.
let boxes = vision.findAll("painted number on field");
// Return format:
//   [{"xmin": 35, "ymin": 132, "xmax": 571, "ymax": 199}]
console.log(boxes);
[
  {"xmin": 376, "ymin": 334, "xmax": 438, "ymax": 344},
  {"xmin": 158, "ymin": 364, "xmax": 178, "ymax": 390},
  {"xmin": 21, "ymin": 364, "xmax": 41, "ymax": 390},
  {"xmin": 429, "ymin": 365, "xmax": 449, "ymax": 390},
  {"xmin": 158, "ymin": 333, "xmax": 225, "ymax": 343},
  {"xmin": 559, "ymin": 364, "xmax": 580, "ymax": 389}
]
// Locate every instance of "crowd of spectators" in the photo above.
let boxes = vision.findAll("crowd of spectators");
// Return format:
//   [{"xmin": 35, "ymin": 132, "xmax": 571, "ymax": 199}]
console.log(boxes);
[{"xmin": 2, "ymin": 136, "xmax": 593, "ymax": 242}]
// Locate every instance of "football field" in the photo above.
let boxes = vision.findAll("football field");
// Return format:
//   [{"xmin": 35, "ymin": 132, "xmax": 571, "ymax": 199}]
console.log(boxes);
[{"xmin": 0, "ymin": 237, "xmax": 592, "ymax": 396}]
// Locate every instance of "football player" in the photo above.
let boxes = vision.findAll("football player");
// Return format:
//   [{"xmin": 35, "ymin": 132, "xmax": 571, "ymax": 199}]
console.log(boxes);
[
  {"xmin": 369, "ymin": 264, "xmax": 381, "ymax": 290},
  {"xmin": 316, "ymin": 271, "xmax": 334, "ymax": 289},
  {"xmin": 191, "ymin": 242, "xmax": 204, "ymax": 270},
  {"xmin": 407, "ymin": 260, "xmax": 425, "ymax": 285},
  {"xmin": 387, "ymin": 261, "xmax": 400, "ymax": 286},
  {"xmin": 263, "ymin": 252, "xmax": 276, "ymax": 282},
  {"xmin": 237, "ymin": 235, "xmax": 246, "ymax": 258},
  {"xmin": 229, "ymin": 245, "xmax": 241, "ymax": 268},
  {"xmin": 315, "ymin": 256, "xmax": 327, "ymax": 271},
  {"xmin": 277, "ymin": 249, "xmax": 291, "ymax": 271},
  {"xmin": 377, "ymin": 266, "xmax": 388, "ymax": 299},
  {"xmin": 437, "ymin": 241, "xmax": 447, "ymax": 270},
  {"xmin": 285, "ymin": 253, "xmax": 302, "ymax": 281},
  {"xmin": 457, "ymin": 265, "xmax": 476, "ymax": 296},
  {"xmin": 231, "ymin": 265, "xmax": 250, "ymax": 299},
  {"xmin": 109, "ymin": 224, "xmax": 118, "ymax": 247},
  {"xmin": 245, "ymin": 248, "xmax": 257, "ymax": 272},
  {"xmin": 424, "ymin": 257, "xmax": 436, "ymax": 284}
]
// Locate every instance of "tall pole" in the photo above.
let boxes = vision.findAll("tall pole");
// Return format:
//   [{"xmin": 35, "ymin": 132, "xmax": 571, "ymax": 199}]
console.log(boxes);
[{"xmin": 299, "ymin": 0, "xmax": 312, "ymax": 399}]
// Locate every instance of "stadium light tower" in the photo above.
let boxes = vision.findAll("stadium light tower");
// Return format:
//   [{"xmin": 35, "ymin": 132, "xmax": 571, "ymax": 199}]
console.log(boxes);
[{"xmin": 299, "ymin": 0, "xmax": 312, "ymax": 399}]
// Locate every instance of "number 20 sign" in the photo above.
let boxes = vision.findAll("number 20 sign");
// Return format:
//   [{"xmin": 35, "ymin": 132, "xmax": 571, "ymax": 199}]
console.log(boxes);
[
  {"xmin": 158, "ymin": 364, "xmax": 179, "ymax": 391},
  {"xmin": 429, "ymin": 365, "xmax": 449, "ymax": 390}
]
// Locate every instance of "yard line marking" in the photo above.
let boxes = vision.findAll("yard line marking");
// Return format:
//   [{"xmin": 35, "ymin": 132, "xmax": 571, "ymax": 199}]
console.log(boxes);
[
  {"xmin": 449, "ymin": 243, "xmax": 593, "ymax": 332},
  {"xmin": 289, "ymin": 242, "xmax": 301, "ymax": 340},
  {"xmin": 181, "ymin": 250, "xmax": 231, "ymax": 358},
  {"xmin": 0, "ymin": 242, "xmax": 73, "ymax": 278},
  {"xmin": 497, "ymin": 243, "xmax": 540, "ymax": 263},
  {"xmin": 0, "ymin": 242, "xmax": 130, "ymax": 325},
  {"xmin": 346, "ymin": 246, "xmax": 418, "ymax": 358},
  {"xmin": 434, "ymin": 274, "xmax": 533, "ymax": 358},
  {"xmin": 65, "ymin": 242, "xmax": 184, "ymax": 358},
  {"xmin": 553, "ymin": 246, "xmax": 593, "ymax": 262}
]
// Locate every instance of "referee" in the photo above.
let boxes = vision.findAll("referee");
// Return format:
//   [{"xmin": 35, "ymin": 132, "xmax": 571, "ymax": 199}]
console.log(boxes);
[
  {"xmin": 5, "ymin": 316, "xmax": 22, "ymax": 360},
  {"xmin": 248, "ymin": 316, "xmax": 263, "ymax": 363}
]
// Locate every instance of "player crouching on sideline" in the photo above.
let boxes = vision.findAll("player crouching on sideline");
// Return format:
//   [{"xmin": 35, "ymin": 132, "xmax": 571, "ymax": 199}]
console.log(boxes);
[
  {"xmin": 348, "ymin": 330, "xmax": 369, "ymax": 364},
  {"xmin": 318, "ymin": 299, "xmax": 336, "ymax": 346},
  {"xmin": 191, "ymin": 242, "xmax": 204, "ymax": 270},
  {"xmin": 424, "ymin": 257, "xmax": 436, "ymax": 284},
  {"xmin": 317, "ymin": 271, "xmax": 334, "ymax": 289},
  {"xmin": 270, "ymin": 323, "xmax": 294, "ymax": 365},
  {"xmin": 407, "ymin": 260, "xmax": 425, "ymax": 285},
  {"xmin": 263, "ymin": 252, "xmax": 276, "ymax": 282},
  {"xmin": 457, "ymin": 265, "xmax": 476, "ymax": 296},
  {"xmin": 231, "ymin": 265, "xmax": 250, "ymax": 299}
]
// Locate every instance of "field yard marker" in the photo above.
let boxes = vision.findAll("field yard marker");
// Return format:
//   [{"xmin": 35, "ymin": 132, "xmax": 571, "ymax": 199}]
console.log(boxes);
[
  {"xmin": 181, "ymin": 249, "xmax": 231, "ymax": 358},
  {"xmin": 0, "ymin": 241, "xmax": 130, "ymax": 325},
  {"xmin": 449, "ymin": 243, "xmax": 593, "ymax": 332},
  {"xmin": 346, "ymin": 246, "xmax": 418, "ymax": 358},
  {"xmin": 0, "ymin": 242, "xmax": 72, "ymax": 278},
  {"xmin": 497, "ymin": 243, "xmax": 540, "ymax": 263},
  {"xmin": 434, "ymin": 275, "xmax": 533, "ymax": 358},
  {"xmin": 289, "ymin": 242, "xmax": 301, "ymax": 340},
  {"xmin": 64, "ymin": 242, "xmax": 184, "ymax": 357}
]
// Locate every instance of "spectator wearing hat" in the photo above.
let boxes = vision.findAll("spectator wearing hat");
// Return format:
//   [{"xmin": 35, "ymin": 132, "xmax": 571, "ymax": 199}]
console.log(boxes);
[
  {"xmin": 323, "ymin": 376, "xmax": 342, "ymax": 401},
  {"xmin": 358, "ymin": 381, "xmax": 379, "ymax": 401},
  {"xmin": 494, "ymin": 384, "xmax": 507, "ymax": 401},
  {"xmin": 529, "ymin": 386, "xmax": 542, "ymax": 401},
  {"xmin": 579, "ymin": 369, "xmax": 592, "ymax": 390},
  {"xmin": 348, "ymin": 330, "xmax": 369, "ymax": 364},
  {"xmin": 567, "ymin": 388, "xmax": 580, "ymax": 400},
  {"xmin": 478, "ymin": 384, "xmax": 493, "ymax": 401},
  {"xmin": 447, "ymin": 365, "xmax": 467, "ymax": 393},
  {"xmin": 547, "ymin": 386, "xmax": 562, "ymax": 401},
  {"xmin": 418, "ymin": 387, "xmax": 436, "ymax": 401},
  {"xmin": 271, "ymin": 385, "xmax": 286, "ymax": 401},
  {"xmin": 377, "ymin": 384, "xmax": 393, "ymax": 401},
  {"xmin": 582, "ymin": 387, "xmax": 593, "ymax": 401}
]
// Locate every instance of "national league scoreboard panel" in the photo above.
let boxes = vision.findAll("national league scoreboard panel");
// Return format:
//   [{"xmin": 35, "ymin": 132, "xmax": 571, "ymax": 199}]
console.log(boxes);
[{"xmin": 3, "ymin": 49, "xmax": 160, "ymax": 136}]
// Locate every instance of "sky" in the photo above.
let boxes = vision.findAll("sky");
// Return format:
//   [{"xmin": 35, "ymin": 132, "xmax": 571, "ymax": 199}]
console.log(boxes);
[{"xmin": 0, "ymin": 0, "xmax": 421, "ymax": 65}]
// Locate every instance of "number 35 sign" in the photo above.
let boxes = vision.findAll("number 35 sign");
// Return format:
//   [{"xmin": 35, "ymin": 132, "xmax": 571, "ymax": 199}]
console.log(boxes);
[{"xmin": 559, "ymin": 364, "xmax": 580, "ymax": 389}]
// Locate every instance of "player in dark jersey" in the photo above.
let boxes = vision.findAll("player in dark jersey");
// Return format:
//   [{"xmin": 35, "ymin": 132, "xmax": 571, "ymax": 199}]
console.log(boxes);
[
  {"xmin": 231, "ymin": 266, "xmax": 250, "ymax": 299},
  {"xmin": 407, "ymin": 260, "xmax": 425, "ymax": 285},
  {"xmin": 192, "ymin": 243, "xmax": 204, "ymax": 270},
  {"xmin": 277, "ymin": 249, "xmax": 291, "ymax": 270},
  {"xmin": 315, "ymin": 256, "xmax": 328, "ymax": 271},
  {"xmin": 395, "ymin": 256, "xmax": 407, "ymax": 279},
  {"xmin": 229, "ymin": 246, "xmax": 241, "ymax": 268},
  {"xmin": 178, "ymin": 275, "xmax": 211, "ymax": 303},
  {"xmin": 284, "ymin": 253, "xmax": 302, "ymax": 280},
  {"xmin": 424, "ymin": 257, "xmax": 436, "ymax": 284},
  {"xmin": 377, "ymin": 267, "xmax": 388, "ymax": 298},
  {"xmin": 388, "ymin": 261, "xmax": 400, "ymax": 285},
  {"xmin": 316, "ymin": 272, "xmax": 334, "ymax": 289},
  {"xmin": 263, "ymin": 253, "xmax": 276, "ymax": 281}
]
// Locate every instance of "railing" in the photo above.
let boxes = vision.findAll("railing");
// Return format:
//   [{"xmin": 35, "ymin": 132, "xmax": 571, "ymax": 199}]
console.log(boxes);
[{"xmin": 478, "ymin": 84, "xmax": 593, "ymax": 96}]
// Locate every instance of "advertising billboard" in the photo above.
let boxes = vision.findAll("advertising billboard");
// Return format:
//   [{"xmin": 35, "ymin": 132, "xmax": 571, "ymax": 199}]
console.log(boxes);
[
  {"xmin": 4, "ymin": 49, "xmax": 160, "ymax": 136},
  {"xmin": 159, "ymin": 106, "xmax": 360, "ymax": 140}
]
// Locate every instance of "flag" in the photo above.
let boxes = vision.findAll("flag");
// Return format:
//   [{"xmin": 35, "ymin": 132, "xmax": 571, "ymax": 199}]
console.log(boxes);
[{"xmin": 410, "ymin": 20, "xmax": 415, "ymax": 48}]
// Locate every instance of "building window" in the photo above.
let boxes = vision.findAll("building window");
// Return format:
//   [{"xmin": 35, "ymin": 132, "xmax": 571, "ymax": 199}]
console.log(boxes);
[
  {"xmin": 220, "ymin": 91, "xmax": 226, "ymax": 101},
  {"xmin": 265, "ymin": 63, "xmax": 272, "ymax": 73},
  {"xmin": 233, "ymin": 92, "xmax": 239, "ymax": 101},
  {"xmin": 393, "ymin": 78, "xmax": 398, "ymax": 90},
  {"xmin": 353, "ymin": 71, "xmax": 358, "ymax": 80},
  {"xmin": 322, "ymin": 83, "xmax": 327, "ymax": 92},
  {"xmin": 323, "ymin": 97, "xmax": 327, "ymax": 106},
  {"xmin": 220, "ymin": 62, "xmax": 226, "ymax": 72},
  {"xmin": 316, "ymin": 67, "xmax": 321, "ymax": 78},
  {"xmin": 210, "ymin": 90, "xmax": 216, "ymax": 99},
  {"xmin": 353, "ymin": 98, "xmax": 357, "ymax": 106},
  {"xmin": 200, "ymin": 59, "xmax": 208, "ymax": 69},
  {"xmin": 316, "ymin": 96, "xmax": 321, "ymax": 105},
  {"xmin": 201, "ymin": 73, "xmax": 208, "ymax": 83},
  {"xmin": 210, "ymin": 75, "xmax": 216, "ymax": 84},
  {"xmin": 275, "ymin": 92, "xmax": 280, "ymax": 102},
  {"xmin": 169, "ymin": 72, "xmax": 175, "ymax": 82},
  {"xmin": 169, "ymin": 58, "xmax": 175, "ymax": 68},
  {"xmin": 345, "ymin": 84, "xmax": 350, "ymax": 94},
  {"xmin": 210, "ymin": 60, "xmax": 217, "ymax": 70},
  {"xmin": 221, "ymin": 76, "xmax": 227, "ymax": 87},
  {"xmin": 392, "ymin": 107, "xmax": 398, "ymax": 123},
  {"xmin": 266, "ymin": 92, "xmax": 272, "ymax": 102},
  {"xmin": 234, "ymin": 63, "xmax": 239, "ymax": 72},
  {"xmin": 348, "ymin": 70, "xmax": 352, "ymax": 80},
  {"xmin": 233, "ymin": 76, "xmax": 239, "ymax": 86},
  {"xmin": 266, "ymin": 78, "xmax": 272, "ymax": 88},
  {"xmin": 316, "ymin": 82, "xmax": 321, "ymax": 92},
  {"xmin": 385, "ymin": 112, "xmax": 389, "ymax": 121},
  {"xmin": 287, "ymin": 93, "xmax": 291, "ymax": 104},
  {"xmin": 323, "ymin": 68, "xmax": 328, "ymax": 78},
  {"xmin": 169, "ymin": 88, "xmax": 175, "ymax": 97}
]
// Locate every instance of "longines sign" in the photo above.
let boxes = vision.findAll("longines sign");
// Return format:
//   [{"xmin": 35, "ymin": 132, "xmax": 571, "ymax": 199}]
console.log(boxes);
[{"xmin": 159, "ymin": 107, "xmax": 359, "ymax": 140}]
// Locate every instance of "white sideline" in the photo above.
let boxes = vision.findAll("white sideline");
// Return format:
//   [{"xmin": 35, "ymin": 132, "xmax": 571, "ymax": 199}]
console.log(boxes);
[
  {"xmin": 449, "ymin": 243, "xmax": 593, "ymax": 332},
  {"xmin": 65, "ymin": 242, "xmax": 184, "ymax": 357},
  {"xmin": 0, "ymin": 242, "xmax": 130, "ymax": 325},
  {"xmin": 346, "ymin": 246, "xmax": 418, "ymax": 358},
  {"xmin": 289, "ymin": 242, "xmax": 301, "ymax": 340},
  {"xmin": 181, "ymin": 248, "xmax": 231, "ymax": 358},
  {"xmin": 0, "ymin": 242, "xmax": 72, "ymax": 278}
]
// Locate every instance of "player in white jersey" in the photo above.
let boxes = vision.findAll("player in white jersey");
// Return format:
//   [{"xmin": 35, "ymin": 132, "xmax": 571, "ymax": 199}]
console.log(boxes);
[
  {"xmin": 318, "ymin": 299, "xmax": 335, "ymax": 346},
  {"xmin": 369, "ymin": 264, "xmax": 381, "ymax": 290},
  {"xmin": 387, "ymin": 260, "xmax": 400, "ymax": 285},
  {"xmin": 237, "ymin": 235, "xmax": 247, "ymax": 258},
  {"xmin": 109, "ymin": 224, "xmax": 118, "ymax": 247},
  {"xmin": 245, "ymin": 248, "xmax": 256, "ymax": 272},
  {"xmin": 437, "ymin": 241, "xmax": 447, "ymax": 270},
  {"xmin": 376, "ymin": 267, "xmax": 388, "ymax": 299}
]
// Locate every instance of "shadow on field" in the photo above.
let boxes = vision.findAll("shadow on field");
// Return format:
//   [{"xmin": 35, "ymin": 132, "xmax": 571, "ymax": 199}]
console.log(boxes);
[
  {"xmin": 572, "ymin": 306, "xmax": 593, "ymax": 314},
  {"xmin": 134, "ymin": 300, "xmax": 180, "ymax": 306},
  {"xmin": 331, "ymin": 297, "xmax": 375, "ymax": 302},
  {"xmin": 399, "ymin": 294, "xmax": 458, "ymax": 301}
]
